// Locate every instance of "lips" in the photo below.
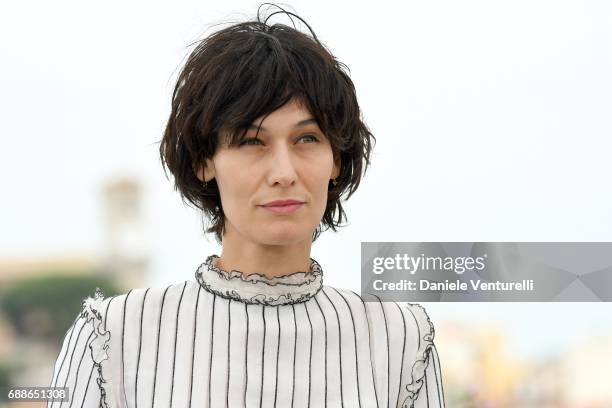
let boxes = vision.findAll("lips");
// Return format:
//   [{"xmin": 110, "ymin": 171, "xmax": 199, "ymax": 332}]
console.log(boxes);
[
  {"xmin": 262, "ymin": 199, "xmax": 304, "ymax": 207},
  {"xmin": 260, "ymin": 199, "xmax": 305, "ymax": 214}
]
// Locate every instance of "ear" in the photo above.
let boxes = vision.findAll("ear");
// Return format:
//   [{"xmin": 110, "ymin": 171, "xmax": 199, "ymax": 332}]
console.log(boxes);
[
  {"xmin": 194, "ymin": 157, "xmax": 216, "ymax": 183},
  {"xmin": 332, "ymin": 153, "xmax": 341, "ymax": 179}
]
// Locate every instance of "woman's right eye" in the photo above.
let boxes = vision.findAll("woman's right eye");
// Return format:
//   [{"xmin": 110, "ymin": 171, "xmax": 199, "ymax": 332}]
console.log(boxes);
[{"xmin": 239, "ymin": 138, "xmax": 262, "ymax": 146}]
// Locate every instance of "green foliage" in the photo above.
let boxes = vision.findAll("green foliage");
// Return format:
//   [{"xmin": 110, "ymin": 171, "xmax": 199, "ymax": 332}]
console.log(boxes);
[
  {"xmin": 0, "ymin": 274, "xmax": 119, "ymax": 343},
  {"xmin": 0, "ymin": 361, "xmax": 11, "ymax": 388}
]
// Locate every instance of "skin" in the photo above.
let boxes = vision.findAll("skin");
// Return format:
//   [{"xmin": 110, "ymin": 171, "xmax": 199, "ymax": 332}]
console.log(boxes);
[{"xmin": 196, "ymin": 98, "xmax": 341, "ymax": 279}]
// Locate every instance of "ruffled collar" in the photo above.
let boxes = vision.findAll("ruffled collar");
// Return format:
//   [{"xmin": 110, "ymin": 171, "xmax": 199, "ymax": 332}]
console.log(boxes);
[{"xmin": 195, "ymin": 254, "xmax": 323, "ymax": 306}]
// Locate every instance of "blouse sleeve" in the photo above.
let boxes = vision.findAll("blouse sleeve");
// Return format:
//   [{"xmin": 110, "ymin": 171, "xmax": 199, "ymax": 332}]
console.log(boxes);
[
  {"xmin": 397, "ymin": 303, "xmax": 445, "ymax": 408},
  {"xmin": 47, "ymin": 288, "xmax": 113, "ymax": 408},
  {"xmin": 412, "ymin": 343, "xmax": 445, "ymax": 408}
]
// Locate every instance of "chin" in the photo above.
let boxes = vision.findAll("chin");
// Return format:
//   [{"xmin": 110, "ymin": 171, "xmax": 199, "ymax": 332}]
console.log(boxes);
[{"xmin": 258, "ymin": 225, "xmax": 311, "ymax": 246}]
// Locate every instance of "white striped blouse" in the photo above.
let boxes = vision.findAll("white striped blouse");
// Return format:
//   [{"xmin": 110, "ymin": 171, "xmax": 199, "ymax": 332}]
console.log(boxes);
[{"xmin": 47, "ymin": 254, "xmax": 445, "ymax": 408}]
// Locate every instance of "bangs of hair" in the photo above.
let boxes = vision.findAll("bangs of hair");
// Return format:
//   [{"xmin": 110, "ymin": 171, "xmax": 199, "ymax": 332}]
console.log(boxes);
[{"xmin": 189, "ymin": 22, "xmax": 356, "ymax": 153}]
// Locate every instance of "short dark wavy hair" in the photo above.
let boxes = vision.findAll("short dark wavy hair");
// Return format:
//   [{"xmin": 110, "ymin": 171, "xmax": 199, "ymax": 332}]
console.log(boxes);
[{"xmin": 159, "ymin": 3, "xmax": 375, "ymax": 245}]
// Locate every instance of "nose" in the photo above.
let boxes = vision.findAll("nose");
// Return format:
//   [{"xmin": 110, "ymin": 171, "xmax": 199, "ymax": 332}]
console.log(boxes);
[{"xmin": 266, "ymin": 144, "xmax": 298, "ymax": 187}]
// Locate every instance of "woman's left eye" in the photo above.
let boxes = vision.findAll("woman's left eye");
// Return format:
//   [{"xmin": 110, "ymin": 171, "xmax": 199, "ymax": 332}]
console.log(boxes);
[{"xmin": 298, "ymin": 134, "xmax": 319, "ymax": 143}]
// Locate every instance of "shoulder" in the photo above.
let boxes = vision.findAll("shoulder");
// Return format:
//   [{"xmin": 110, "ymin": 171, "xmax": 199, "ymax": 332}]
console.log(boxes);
[
  {"xmin": 54, "ymin": 281, "xmax": 201, "ymax": 407},
  {"xmin": 321, "ymin": 285, "xmax": 434, "ymax": 327},
  {"xmin": 83, "ymin": 280, "xmax": 203, "ymax": 329},
  {"xmin": 319, "ymin": 286, "xmax": 437, "ymax": 402},
  {"xmin": 397, "ymin": 302, "xmax": 435, "ymax": 347},
  {"xmin": 318, "ymin": 285, "xmax": 436, "ymax": 345},
  {"xmin": 74, "ymin": 281, "xmax": 203, "ymax": 344}
]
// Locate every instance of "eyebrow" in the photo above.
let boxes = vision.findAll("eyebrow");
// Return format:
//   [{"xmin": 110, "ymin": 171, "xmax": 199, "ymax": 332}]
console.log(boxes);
[{"xmin": 247, "ymin": 118, "xmax": 318, "ymax": 132}]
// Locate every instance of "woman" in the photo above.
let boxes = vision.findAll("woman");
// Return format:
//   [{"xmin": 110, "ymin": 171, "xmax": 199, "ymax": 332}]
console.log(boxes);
[{"xmin": 48, "ymin": 4, "xmax": 445, "ymax": 408}]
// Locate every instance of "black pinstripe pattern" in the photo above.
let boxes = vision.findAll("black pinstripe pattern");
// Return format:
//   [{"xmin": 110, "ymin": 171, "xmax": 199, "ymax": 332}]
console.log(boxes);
[{"xmin": 48, "ymin": 279, "xmax": 444, "ymax": 408}]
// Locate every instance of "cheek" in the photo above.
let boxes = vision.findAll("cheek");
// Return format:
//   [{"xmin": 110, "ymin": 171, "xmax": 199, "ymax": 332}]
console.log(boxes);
[
  {"xmin": 214, "ymin": 161, "xmax": 250, "ymax": 209},
  {"xmin": 305, "ymin": 160, "xmax": 333, "ymax": 202},
  {"xmin": 220, "ymin": 178, "xmax": 250, "ymax": 209},
  {"xmin": 312, "ymin": 153, "xmax": 335, "ymax": 184}
]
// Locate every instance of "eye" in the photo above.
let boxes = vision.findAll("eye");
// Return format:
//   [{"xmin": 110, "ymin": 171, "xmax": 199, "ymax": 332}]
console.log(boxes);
[
  {"xmin": 239, "ymin": 137, "xmax": 263, "ymax": 146},
  {"xmin": 298, "ymin": 134, "xmax": 320, "ymax": 143}
]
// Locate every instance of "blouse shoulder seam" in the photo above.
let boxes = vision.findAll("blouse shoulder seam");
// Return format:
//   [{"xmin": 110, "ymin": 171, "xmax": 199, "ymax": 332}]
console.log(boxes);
[
  {"xmin": 398, "ymin": 302, "xmax": 436, "ymax": 408},
  {"xmin": 80, "ymin": 287, "xmax": 114, "ymax": 408}
]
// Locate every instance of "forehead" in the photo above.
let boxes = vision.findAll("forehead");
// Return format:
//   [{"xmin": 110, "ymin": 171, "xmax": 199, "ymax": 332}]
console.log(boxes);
[
  {"xmin": 250, "ymin": 98, "xmax": 316, "ymax": 130},
  {"xmin": 217, "ymin": 97, "xmax": 322, "ymax": 144}
]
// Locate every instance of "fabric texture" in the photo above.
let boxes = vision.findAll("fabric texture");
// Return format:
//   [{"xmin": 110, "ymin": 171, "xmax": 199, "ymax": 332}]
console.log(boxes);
[{"xmin": 48, "ymin": 254, "xmax": 445, "ymax": 407}]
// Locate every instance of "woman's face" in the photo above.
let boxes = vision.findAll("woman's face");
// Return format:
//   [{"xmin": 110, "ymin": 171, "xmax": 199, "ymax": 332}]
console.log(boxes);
[{"xmin": 198, "ymin": 98, "xmax": 341, "ymax": 245}]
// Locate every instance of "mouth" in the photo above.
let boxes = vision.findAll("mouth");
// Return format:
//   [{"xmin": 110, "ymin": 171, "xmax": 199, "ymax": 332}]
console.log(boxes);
[
  {"xmin": 262, "ymin": 199, "xmax": 304, "ymax": 206},
  {"xmin": 260, "ymin": 200, "xmax": 305, "ymax": 214}
]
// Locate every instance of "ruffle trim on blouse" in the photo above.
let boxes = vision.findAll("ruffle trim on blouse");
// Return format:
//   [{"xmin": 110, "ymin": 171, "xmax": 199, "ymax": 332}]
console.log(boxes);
[
  {"xmin": 195, "ymin": 254, "xmax": 324, "ymax": 306},
  {"xmin": 80, "ymin": 287, "xmax": 113, "ymax": 408},
  {"xmin": 399, "ymin": 302, "xmax": 436, "ymax": 408}
]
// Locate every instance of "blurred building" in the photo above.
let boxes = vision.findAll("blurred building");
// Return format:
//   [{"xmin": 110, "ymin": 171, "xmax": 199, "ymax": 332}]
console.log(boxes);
[
  {"xmin": 436, "ymin": 320, "xmax": 612, "ymax": 408},
  {"xmin": 0, "ymin": 256, "xmax": 97, "ymax": 285},
  {"xmin": 515, "ymin": 357, "xmax": 563, "ymax": 407},
  {"xmin": 101, "ymin": 177, "xmax": 150, "ymax": 291},
  {"xmin": 0, "ymin": 177, "xmax": 151, "ymax": 292},
  {"xmin": 0, "ymin": 176, "xmax": 151, "ymax": 391},
  {"xmin": 437, "ymin": 321, "xmax": 532, "ymax": 408},
  {"xmin": 561, "ymin": 335, "xmax": 612, "ymax": 407}
]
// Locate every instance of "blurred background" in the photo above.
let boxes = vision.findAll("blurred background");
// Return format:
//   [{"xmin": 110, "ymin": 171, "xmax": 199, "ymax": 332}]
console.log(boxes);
[{"xmin": 1, "ymin": 0, "xmax": 611, "ymax": 407}]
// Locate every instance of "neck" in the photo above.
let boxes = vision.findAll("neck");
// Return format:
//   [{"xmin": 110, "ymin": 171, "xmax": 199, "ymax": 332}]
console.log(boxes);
[{"xmin": 218, "ymin": 223, "xmax": 314, "ymax": 279}]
